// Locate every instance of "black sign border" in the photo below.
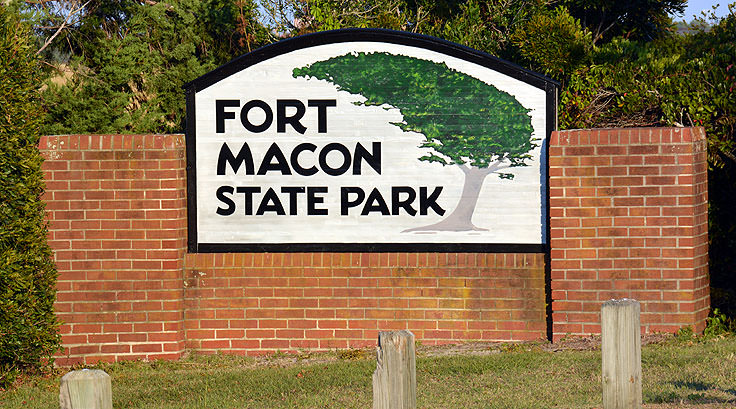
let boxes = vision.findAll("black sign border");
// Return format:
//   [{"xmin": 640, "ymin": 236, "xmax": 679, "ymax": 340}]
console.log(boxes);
[{"xmin": 184, "ymin": 28, "xmax": 558, "ymax": 254}]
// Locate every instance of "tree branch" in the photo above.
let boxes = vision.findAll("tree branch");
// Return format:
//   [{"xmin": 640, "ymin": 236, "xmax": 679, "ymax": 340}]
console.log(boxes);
[
  {"xmin": 36, "ymin": 0, "xmax": 90, "ymax": 55},
  {"xmin": 720, "ymin": 149, "xmax": 736, "ymax": 165},
  {"xmin": 488, "ymin": 161, "xmax": 512, "ymax": 173},
  {"xmin": 457, "ymin": 164, "xmax": 471, "ymax": 175}
]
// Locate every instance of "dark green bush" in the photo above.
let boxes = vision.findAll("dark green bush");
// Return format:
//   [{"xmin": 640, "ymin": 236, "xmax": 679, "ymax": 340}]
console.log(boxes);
[{"xmin": 0, "ymin": 6, "xmax": 61, "ymax": 389}]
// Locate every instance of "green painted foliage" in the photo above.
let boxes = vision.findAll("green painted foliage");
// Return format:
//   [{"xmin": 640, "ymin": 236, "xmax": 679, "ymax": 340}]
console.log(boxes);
[
  {"xmin": 293, "ymin": 52, "xmax": 535, "ymax": 173},
  {"xmin": 0, "ymin": 6, "xmax": 60, "ymax": 389}
]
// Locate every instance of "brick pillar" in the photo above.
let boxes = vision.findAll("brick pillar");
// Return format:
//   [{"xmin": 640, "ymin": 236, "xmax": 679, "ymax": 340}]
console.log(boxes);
[
  {"xmin": 41, "ymin": 134, "xmax": 187, "ymax": 364},
  {"xmin": 549, "ymin": 128, "xmax": 709, "ymax": 340}
]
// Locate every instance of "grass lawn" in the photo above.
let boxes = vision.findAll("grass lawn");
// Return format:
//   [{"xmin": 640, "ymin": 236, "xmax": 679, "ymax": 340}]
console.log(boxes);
[{"xmin": 1, "ymin": 335, "xmax": 734, "ymax": 408}]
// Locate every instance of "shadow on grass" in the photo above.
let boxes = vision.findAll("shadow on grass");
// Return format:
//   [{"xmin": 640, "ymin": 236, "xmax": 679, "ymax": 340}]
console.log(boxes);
[
  {"xmin": 672, "ymin": 381, "xmax": 710, "ymax": 392},
  {"xmin": 645, "ymin": 381, "xmax": 736, "ymax": 405}
]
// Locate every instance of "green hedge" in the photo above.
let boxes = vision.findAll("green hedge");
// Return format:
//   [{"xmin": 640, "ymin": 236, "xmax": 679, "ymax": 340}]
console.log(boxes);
[{"xmin": 0, "ymin": 6, "xmax": 61, "ymax": 389}]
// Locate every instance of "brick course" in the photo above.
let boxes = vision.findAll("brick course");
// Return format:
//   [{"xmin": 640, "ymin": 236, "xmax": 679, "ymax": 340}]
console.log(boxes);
[{"xmin": 39, "ymin": 128, "xmax": 708, "ymax": 363}]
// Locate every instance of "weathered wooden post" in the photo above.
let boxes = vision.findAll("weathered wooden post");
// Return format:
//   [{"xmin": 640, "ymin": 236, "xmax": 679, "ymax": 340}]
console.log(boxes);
[
  {"xmin": 373, "ymin": 330, "xmax": 416, "ymax": 409},
  {"xmin": 59, "ymin": 369, "xmax": 113, "ymax": 409},
  {"xmin": 601, "ymin": 299, "xmax": 642, "ymax": 409}
]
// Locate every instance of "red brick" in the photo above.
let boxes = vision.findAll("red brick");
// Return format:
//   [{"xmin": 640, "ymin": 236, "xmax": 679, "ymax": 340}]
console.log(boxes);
[
  {"xmin": 319, "ymin": 339, "xmax": 347, "ymax": 349},
  {"xmin": 564, "ymin": 146, "xmax": 595, "ymax": 156},
  {"xmin": 132, "ymin": 344, "xmax": 163, "ymax": 353}
]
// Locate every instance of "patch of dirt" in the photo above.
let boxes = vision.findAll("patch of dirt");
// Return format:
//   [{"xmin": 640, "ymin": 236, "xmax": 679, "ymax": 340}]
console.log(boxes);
[
  {"xmin": 416, "ymin": 332, "xmax": 674, "ymax": 357},
  {"xmin": 252, "ymin": 333, "xmax": 677, "ymax": 367},
  {"xmin": 643, "ymin": 404, "xmax": 735, "ymax": 409}
]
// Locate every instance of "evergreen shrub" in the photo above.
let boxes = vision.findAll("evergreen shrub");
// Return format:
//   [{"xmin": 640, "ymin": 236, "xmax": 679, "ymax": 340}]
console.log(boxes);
[{"xmin": 0, "ymin": 5, "xmax": 61, "ymax": 389}]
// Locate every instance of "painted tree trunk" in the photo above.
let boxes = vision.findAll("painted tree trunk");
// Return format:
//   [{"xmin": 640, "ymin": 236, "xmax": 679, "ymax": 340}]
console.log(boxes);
[{"xmin": 404, "ymin": 164, "xmax": 495, "ymax": 232}]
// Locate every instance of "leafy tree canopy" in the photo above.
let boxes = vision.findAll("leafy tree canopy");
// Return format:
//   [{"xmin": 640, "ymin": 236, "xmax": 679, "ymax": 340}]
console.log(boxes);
[
  {"xmin": 294, "ymin": 52, "xmax": 535, "ymax": 173},
  {"xmin": 559, "ymin": 0, "xmax": 685, "ymax": 44}
]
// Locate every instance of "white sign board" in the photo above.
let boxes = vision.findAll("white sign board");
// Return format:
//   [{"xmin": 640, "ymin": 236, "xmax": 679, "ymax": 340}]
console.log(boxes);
[{"xmin": 185, "ymin": 29, "xmax": 557, "ymax": 252}]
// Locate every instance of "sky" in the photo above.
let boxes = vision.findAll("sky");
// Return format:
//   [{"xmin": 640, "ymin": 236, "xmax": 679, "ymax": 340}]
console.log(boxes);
[{"xmin": 678, "ymin": 0, "xmax": 733, "ymax": 21}]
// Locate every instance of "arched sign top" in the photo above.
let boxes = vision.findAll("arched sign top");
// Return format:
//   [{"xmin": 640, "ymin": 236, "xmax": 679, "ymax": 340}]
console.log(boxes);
[
  {"xmin": 185, "ymin": 28, "xmax": 557, "ymax": 253},
  {"xmin": 184, "ymin": 28, "xmax": 559, "ymax": 93}
]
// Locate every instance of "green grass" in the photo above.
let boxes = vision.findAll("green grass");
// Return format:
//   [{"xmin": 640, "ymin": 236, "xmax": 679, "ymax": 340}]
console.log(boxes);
[{"xmin": 1, "ymin": 336, "xmax": 735, "ymax": 409}]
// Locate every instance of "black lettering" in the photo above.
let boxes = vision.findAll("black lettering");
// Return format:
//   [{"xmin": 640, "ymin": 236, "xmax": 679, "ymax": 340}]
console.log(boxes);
[
  {"xmin": 290, "ymin": 143, "xmax": 318, "ymax": 176},
  {"xmin": 215, "ymin": 186, "xmax": 235, "ymax": 215},
  {"xmin": 362, "ymin": 188, "xmax": 390, "ymax": 215},
  {"xmin": 308, "ymin": 99, "xmax": 337, "ymax": 133},
  {"xmin": 256, "ymin": 187, "xmax": 286, "ymax": 215},
  {"xmin": 340, "ymin": 187, "xmax": 365, "ymax": 215},
  {"xmin": 319, "ymin": 143, "xmax": 351, "ymax": 176},
  {"xmin": 281, "ymin": 186, "xmax": 305, "ymax": 215},
  {"xmin": 215, "ymin": 100, "xmax": 239, "ymax": 133},
  {"xmin": 353, "ymin": 142, "xmax": 381, "ymax": 175},
  {"xmin": 307, "ymin": 187, "xmax": 328, "ymax": 215},
  {"xmin": 420, "ymin": 187, "xmax": 445, "ymax": 216},
  {"xmin": 217, "ymin": 142, "xmax": 254, "ymax": 175},
  {"xmin": 392, "ymin": 186, "xmax": 417, "ymax": 216},
  {"xmin": 277, "ymin": 100, "xmax": 307, "ymax": 134},
  {"xmin": 236, "ymin": 186, "xmax": 260, "ymax": 215},
  {"xmin": 257, "ymin": 143, "xmax": 292, "ymax": 175},
  {"xmin": 240, "ymin": 100, "xmax": 273, "ymax": 133}
]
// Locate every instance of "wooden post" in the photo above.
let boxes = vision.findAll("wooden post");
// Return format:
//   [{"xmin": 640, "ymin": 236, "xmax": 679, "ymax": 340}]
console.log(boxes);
[
  {"xmin": 601, "ymin": 299, "xmax": 642, "ymax": 409},
  {"xmin": 59, "ymin": 369, "xmax": 113, "ymax": 409},
  {"xmin": 372, "ymin": 330, "xmax": 416, "ymax": 409}
]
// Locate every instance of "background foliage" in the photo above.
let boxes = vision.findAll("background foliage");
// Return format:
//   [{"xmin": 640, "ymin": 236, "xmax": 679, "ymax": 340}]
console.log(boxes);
[
  {"xmin": 0, "ymin": 6, "xmax": 60, "ymax": 389},
  {"xmin": 1, "ymin": 0, "xmax": 735, "ymax": 383},
  {"xmin": 36, "ymin": 0, "xmax": 272, "ymax": 134}
]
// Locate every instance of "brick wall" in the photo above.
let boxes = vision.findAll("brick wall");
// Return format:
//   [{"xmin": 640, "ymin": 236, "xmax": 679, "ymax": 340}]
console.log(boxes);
[
  {"xmin": 549, "ymin": 128, "xmax": 709, "ymax": 341},
  {"xmin": 39, "ymin": 127, "xmax": 709, "ymax": 363},
  {"xmin": 183, "ymin": 253, "xmax": 545, "ymax": 354}
]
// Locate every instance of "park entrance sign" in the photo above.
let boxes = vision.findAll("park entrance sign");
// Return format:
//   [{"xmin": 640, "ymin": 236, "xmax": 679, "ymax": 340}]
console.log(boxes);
[{"xmin": 184, "ymin": 29, "xmax": 558, "ymax": 252}]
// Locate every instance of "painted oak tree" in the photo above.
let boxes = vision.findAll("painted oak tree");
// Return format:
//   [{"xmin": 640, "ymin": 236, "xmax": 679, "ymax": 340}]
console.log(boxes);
[{"xmin": 293, "ymin": 52, "xmax": 536, "ymax": 231}]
